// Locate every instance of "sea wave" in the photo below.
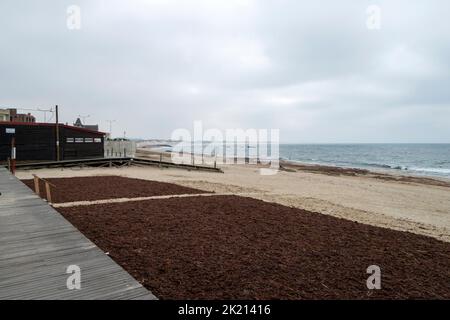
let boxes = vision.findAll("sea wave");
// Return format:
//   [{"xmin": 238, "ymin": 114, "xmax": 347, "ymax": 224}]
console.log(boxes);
[
  {"xmin": 408, "ymin": 167, "xmax": 450, "ymax": 175},
  {"xmin": 282, "ymin": 159, "xmax": 450, "ymax": 176},
  {"xmin": 345, "ymin": 162, "xmax": 409, "ymax": 171},
  {"xmin": 359, "ymin": 162, "xmax": 400, "ymax": 169},
  {"xmin": 352, "ymin": 163, "xmax": 450, "ymax": 176}
]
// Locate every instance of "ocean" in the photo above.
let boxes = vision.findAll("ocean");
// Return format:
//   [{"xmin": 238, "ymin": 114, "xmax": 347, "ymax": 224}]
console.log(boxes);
[{"xmin": 279, "ymin": 144, "xmax": 450, "ymax": 178}]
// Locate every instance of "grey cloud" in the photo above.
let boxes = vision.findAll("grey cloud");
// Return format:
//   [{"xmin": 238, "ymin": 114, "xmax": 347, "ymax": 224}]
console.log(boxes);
[{"xmin": 0, "ymin": 0, "xmax": 449, "ymax": 142}]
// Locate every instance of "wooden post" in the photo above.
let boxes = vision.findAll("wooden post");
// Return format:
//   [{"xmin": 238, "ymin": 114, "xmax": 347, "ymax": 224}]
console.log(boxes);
[
  {"xmin": 33, "ymin": 175, "xmax": 40, "ymax": 196},
  {"xmin": 214, "ymin": 147, "xmax": 218, "ymax": 168},
  {"xmin": 45, "ymin": 181, "xmax": 52, "ymax": 204},
  {"xmin": 159, "ymin": 153, "xmax": 162, "ymax": 167},
  {"xmin": 55, "ymin": 105, "xmax": 60, "ymax": 161},
  {"xmin": 11, "ymin": 137, "xmax": 16, "ymax": 175},
  {"xmin": 223, "ymin": 140, "xmax": 226, "ymax": 164}
]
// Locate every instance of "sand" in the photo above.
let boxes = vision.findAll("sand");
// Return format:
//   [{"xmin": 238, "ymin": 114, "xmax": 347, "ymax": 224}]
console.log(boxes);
[
  {"xmin": 15, "ymin": 161, "xmax": 450, "ymax": 242},
  {"xmin": 57, "ymin": 195, "xmax": 450, "ymax": 299}
]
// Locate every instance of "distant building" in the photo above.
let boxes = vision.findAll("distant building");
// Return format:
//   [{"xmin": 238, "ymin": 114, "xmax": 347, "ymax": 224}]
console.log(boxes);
[
  {"xmin": 10, "ymin": 109, "xmax": 36, "ymax": 123},
  {"xmin": 0, "ymin": 109, "xmax": 9, "ymax": 122},
  {"xmin": 0, "ymin": 108, "xmax": 36, "ymax": 123},
  {"xmin": 73, "ymin": 117, "xmax": 99, "ymax": 132}
]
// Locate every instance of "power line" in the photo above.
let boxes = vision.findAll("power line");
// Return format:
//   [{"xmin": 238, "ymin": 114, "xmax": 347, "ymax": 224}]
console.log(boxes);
[{"xmin": 16, "ymin": 107, "xmax": 53, "ymax": 113}]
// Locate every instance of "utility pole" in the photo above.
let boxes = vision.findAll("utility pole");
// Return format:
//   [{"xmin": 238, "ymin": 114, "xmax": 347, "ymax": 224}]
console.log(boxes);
[
  {"xmin": 55, "ymin": 105, "xmax": 60, "ymax": 161},
  {"xmin": 106, "ymin": 120, "xmax": 116, "ymax": 139},
  {"xmin": 43, "ymin": 109, "xmax": 48, "ymax": 122}
]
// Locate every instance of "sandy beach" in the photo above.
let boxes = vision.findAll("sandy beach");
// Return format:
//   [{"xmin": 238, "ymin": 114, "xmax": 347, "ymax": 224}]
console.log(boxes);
[{"xmin": 16, "ymin": 158, "xmax": 450, "ymax": 243}]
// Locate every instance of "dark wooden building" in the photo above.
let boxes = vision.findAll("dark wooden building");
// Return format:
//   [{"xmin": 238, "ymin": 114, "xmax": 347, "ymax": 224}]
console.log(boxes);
[{"xmin": 0, "ymin": 122, "xmax": 105, "ymax": 161}]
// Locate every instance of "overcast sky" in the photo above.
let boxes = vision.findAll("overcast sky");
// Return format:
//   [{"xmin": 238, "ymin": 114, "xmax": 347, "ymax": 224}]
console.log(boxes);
[{"xmin": 1, "ymin": 0, "xmax": 449, "ymax": 142}]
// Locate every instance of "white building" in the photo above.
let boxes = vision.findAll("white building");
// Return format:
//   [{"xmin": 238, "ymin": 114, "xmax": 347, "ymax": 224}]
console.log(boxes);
[{"xmin": 0, "ymin": 109, "xmax": 10, "ymax": 122}]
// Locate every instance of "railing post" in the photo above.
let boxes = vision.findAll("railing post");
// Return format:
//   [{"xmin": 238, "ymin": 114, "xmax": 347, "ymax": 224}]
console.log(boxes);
[
  {"xmin": 45, "ymin": 181, "xmax": 52, "ymax": 204},
  {"xmin": 33, "ymin": 175, "xmax": 40, "ymax": 196},
  {"xmin": 11, "ymin": 137, "xmax": 16, "ymax": 175}
]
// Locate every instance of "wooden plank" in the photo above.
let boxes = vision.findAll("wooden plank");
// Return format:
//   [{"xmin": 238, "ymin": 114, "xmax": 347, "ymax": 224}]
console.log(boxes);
[{"xmin": 0, "ymin": 168, "xmax": 157, "ymax": 300}]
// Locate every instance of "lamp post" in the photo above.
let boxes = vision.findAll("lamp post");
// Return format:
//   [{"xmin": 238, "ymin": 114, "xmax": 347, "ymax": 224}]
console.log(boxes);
[{"xmin": 106, "ymin": 120, "xmax": 116, "ymax": 139}]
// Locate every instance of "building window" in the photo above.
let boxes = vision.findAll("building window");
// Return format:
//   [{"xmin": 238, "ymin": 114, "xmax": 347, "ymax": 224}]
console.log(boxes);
[
  {"xmin": 75, "ymin": 138, "xmax": 84, "ymax": 143},
  {"xmin": 84, "ymin": 138, "xmax": 93, "ymax": 143},
  {"xmin": 66, "ymin": 138, "xmax": 74, "ymax": 143},
  {"xmin": 94, "ymin": 138, "xmax": 102, "ymax": 143}
]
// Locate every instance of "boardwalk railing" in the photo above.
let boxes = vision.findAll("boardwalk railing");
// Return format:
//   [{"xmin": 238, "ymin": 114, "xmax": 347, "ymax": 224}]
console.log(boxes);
[{"xmin": 32, "ymin": 174, "xmax": 56, "ymax": 204}]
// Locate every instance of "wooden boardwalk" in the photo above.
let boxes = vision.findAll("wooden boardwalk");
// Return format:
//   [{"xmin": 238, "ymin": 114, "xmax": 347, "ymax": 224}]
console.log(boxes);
[{"xmin": 0, "ymin": 167, "xmax": 156, "ymax": 300}]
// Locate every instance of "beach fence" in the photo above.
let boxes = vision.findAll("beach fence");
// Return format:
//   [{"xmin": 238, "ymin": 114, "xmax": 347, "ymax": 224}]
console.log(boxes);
[
  {"xmin": 104, "ymin": 140, "xmax": 136, "ymax": 158},
  {"xmin": 32, "ymin": 174, "xmax": 55, "ymax": 204}
]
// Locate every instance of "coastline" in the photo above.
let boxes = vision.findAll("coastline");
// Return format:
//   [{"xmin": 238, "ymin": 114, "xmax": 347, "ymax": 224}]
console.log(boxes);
[
  {"xmin": 140, "ymin": 142, "xmax": 450, "ymax": 180},
  {"xmin": 137, "ymin": 146, "xmax": 450, "ymax": 187},
  {"xmin": 280, "ymin": 160, "xmax": 450, "ymax": 188}
]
